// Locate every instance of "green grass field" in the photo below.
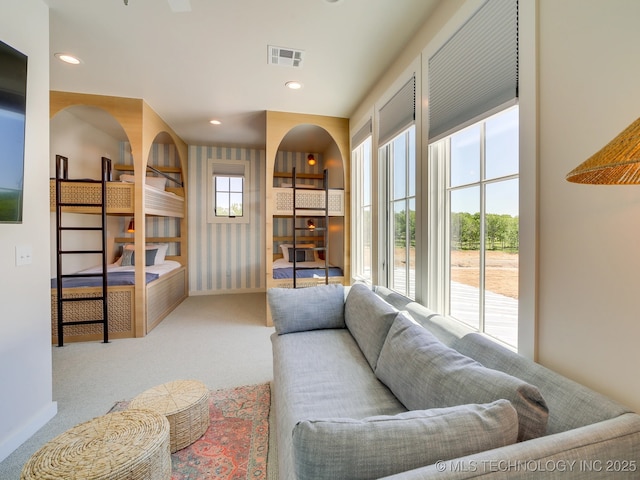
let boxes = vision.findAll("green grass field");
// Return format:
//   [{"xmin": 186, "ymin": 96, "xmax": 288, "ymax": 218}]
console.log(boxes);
[{"xmin": 0, "ymin": 190, "xmax": 23, "ymax": 222}]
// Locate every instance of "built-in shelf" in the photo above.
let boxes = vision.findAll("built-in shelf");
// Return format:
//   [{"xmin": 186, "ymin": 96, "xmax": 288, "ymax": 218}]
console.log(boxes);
[
  {"xmin": 114, "ymin": 236, "xmax": 182, "ymax": 244},
  {"xmin": 273, "ymin": 171, "xmax": 324, "ymax": 180},
  {"xmin": 114, "ymin": 164, "xmax": 182, "ymax": 174},
  {"xmin": 273, "ymin": 235, "xmax": 325, "ymax": 242}
]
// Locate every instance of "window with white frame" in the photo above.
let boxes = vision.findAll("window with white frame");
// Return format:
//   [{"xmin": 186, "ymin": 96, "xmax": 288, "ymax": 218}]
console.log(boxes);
[
  {"xmin": 208, "ymin": 160, "xmax": 250, "ymax": 224},
  {"xmin": 215, "ymin": 175, "xmax": 243, "ymax": 217},
  {"xmin": 351, "ymin": 135, "xmax": 372, "ymax": 281},
  {"xmin": 429, "ymin": 106, "xmax": 519, "ymax": 347},
  {"xmin": 377, "ymin": 74, "xmax": 416, "ymax": 299},
  {"xmin": 426, "ymin": 0, "xmax": 519, "ymax": 347},
  {"xmin": 381, "ymin": 125, "xmax": 416, "ymax": 299}
]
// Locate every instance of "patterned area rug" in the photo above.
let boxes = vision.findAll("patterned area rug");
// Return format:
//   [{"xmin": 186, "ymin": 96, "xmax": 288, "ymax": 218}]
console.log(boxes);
[{"xmin": 111, "ymin": 383, "xmax": 271, "ymax": 480}]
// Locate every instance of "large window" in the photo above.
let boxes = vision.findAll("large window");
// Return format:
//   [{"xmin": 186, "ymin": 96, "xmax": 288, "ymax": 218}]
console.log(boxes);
[
  {"xmin": 352, "ymin": 136, "xmax": 372, "ymax": 281},
  {"xmin": 381, "ymin": 125, "xmax": 416, "ymax": 299},
  {"xmin": 430, "ymin": 106, "xmax": 518, "ymax": 347}
]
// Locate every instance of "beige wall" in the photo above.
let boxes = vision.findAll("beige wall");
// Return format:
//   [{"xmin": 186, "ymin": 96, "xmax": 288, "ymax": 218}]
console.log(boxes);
[
  {"xmin": 49, "ymin": 110, "xmax": 123, "ymax": 274},
  {"xmin": 537, "ymin": 0, "xmax": 640, "ymax": 411},
  {"xmin": 0, "ymin": 0, "xmax": 56, "ymax": 462},
  {"xmin": 350, "ymin": 0, "xmax": 640, "ymax": 412}
]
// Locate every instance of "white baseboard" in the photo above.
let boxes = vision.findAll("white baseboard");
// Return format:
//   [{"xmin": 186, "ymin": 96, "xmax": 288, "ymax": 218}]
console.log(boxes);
[
  {"xmin": 0, "ymin": 401, "xmax": 57, "ymax": 463},
  {"xmin": 189, "ymin": 287, "xmax": 266, "ymax": 296}
]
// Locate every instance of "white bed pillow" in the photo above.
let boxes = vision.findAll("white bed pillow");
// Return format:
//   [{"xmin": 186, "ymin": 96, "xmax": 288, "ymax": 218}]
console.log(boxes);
[
  {"xmin": 121, "ymin": 243, "xmax": 169, "ymax": 265},
  {"xmin": 145, "ymin": 175, "xmax": 167, "ymax": 190},
  {"xmin": 119, "ymin": 173, "xmax": 167, "ymax": 191},
  {"xmin": 279, "ymin": 243, "xmax": 316, "ymax": 262}
]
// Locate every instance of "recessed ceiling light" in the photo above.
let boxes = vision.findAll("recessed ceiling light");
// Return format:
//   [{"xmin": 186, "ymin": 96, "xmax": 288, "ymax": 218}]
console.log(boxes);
[
  {"xmin": 209, "ymin": 119, "xmax": 221, "ymax": 125},
  {"xmin": 54, "ymin": 53, "xmax": 82, "ymax": 65},
  {"xmin": 285, "ymin": 81, "xmax": 303, "ymax": 90}
]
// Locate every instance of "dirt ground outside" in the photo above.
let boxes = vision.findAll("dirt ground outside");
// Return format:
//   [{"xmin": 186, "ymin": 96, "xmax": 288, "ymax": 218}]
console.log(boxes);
[
  {"xmin": 451, "ymin": 249, "xmax": 518, "ymax": 299},
  {"xmin": 394, "ymin": 247, "xmax": 518, "ymax": 300}
]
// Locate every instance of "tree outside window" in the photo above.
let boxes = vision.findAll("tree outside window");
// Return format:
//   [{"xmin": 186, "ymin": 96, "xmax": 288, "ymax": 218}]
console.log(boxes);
[{"xmin": 214, "ymin": 175, "xmax": 243, "ymax": 217}]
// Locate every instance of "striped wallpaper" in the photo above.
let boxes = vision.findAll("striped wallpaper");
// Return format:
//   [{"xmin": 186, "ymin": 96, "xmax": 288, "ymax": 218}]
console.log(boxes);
[
  {"xmin": 188, "ymin": 147, "xmax": 322, "ymax": 295},
  {"xmin": 188, "ymin": 146, "xmax": 265, "ymax": 294}
]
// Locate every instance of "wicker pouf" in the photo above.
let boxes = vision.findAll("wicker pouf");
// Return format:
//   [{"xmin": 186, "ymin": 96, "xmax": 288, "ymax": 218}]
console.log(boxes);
[
  {"xmin": 129, "ymin": 379, "xmax": 210, "ymax": 453},
  {"xmin": 21, "ymin": 409, "xmax": 171, "ymax": 480}
]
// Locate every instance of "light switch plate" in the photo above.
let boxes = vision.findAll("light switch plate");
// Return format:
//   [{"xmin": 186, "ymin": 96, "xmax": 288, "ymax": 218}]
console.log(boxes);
[{"xmin": 16, "ymin": 245, "xmax": 32, "ymax": 266}]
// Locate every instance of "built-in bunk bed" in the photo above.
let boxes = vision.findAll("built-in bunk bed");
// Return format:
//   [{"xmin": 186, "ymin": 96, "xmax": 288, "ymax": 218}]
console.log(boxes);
[
  {"xmin": 49, "ymin": 90, "xmax": 189, "ymax": 343},
  {"xmin": 265, "ymin": 111, "xmax": 350, "ymax": 326},
  {"xmin": 271, "ymin": 168, "xmax": 345, "ymax": 288},
  {"xmin": 49, "ymin": 156, "xmax": 187, "ymax": 344}
]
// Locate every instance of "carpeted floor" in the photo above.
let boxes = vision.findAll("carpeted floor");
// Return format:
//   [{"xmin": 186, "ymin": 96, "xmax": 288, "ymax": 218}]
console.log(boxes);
[{"xmin": 0, "ymin": 294, "xmax": 277, "ymax": 480}]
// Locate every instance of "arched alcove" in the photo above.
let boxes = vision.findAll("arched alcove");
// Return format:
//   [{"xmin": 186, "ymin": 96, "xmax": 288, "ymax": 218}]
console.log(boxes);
[
  {"xmin": 265, "ymin": 111, "xmax": 351, "ymax": 325},
  {"xmin": 49, "ymin": 105, "xmax": 131, "ymax": 275},
  {"xmin": 276, "ymin": 124, "xmax": 344, "ymax": 188},
  {"xmin": 144, "ymin": 131, "xmax": 185, "ymax": 262},
  {"xmin": 49, "ymin": 91, "xmax": 188, "ymax": 340},
  {"xmin": 50, "ymin": 105, "xmax": 129, "ymax": 178}
]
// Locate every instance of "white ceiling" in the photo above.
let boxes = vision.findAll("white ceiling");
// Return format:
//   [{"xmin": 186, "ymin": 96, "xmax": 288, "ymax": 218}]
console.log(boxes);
[{"xmin": 44, "ymin": 0, "xmax": 440, "ymax": 150}]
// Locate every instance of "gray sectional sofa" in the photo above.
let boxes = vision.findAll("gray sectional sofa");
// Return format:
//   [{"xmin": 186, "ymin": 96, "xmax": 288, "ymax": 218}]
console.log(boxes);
[{"xmin": 268, "ymin": 283, "xmax": 640, "ymax": 479}]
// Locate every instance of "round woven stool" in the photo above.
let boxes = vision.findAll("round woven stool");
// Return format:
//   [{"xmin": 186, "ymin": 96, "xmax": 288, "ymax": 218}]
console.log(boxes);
[
  {"xmin": 21, "ymin": 409, "xmax": 171, "ymax": 480},
  {"xmin": 129, "ymin": 379, "xmax": 210, "ymax": 453}
]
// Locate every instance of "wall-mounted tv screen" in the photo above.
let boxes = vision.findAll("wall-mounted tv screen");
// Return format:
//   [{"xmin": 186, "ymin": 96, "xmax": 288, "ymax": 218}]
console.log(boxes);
[{"xmin": 0, "ymin": 39, "xmax": 27, "ymax": 223}]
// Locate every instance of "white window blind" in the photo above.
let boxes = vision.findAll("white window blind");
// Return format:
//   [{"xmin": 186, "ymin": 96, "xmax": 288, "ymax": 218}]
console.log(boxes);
[
  {"xmin": 378, "ymin": 76, "xmax": 415, "ymax": 146},
  {"xmin": 428, "ymin": 0, "xmax": 518, "ymax": 142}
]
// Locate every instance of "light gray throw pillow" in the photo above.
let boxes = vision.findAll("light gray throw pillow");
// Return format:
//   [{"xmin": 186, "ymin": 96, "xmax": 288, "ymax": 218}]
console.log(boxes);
[
  {"xmin": 344, "ymin": 283, "xmax": 398, "ymax": 370},
  {"xmin": 292, "ymin": 400, "xmax": 518, "ymax": 480},
  {"xmin": 267, "ymin": 284, "xmax": 345, "ymax": 335},
  {"xmin": 376, "ymin": 312, "xmax": 549, "ymax": 441}
]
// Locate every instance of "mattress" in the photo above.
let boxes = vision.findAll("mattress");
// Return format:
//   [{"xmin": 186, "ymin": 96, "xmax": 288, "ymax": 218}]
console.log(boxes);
[
  {"xmin": 52, "ymin": 260, "xmax": 181, "ymax": 288},
  {"xmin": 272, "ymin": 258, "xmax": 343, "ymax": 279}
]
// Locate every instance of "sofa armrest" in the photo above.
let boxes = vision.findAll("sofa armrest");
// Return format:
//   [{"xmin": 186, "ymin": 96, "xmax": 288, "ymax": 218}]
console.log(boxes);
[{"xmin": 380, "ymin": 413, "xmax": 640, "ymax": 479}]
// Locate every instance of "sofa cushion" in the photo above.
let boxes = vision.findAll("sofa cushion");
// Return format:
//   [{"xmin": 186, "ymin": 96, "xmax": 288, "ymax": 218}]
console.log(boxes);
[
  {"xmin": 268, "ymin": 284, "xmax": 345, "ymax": 335},
  {"xmin": 452, "ymin": 332, "xmax": 633, "ymax": 435},
  {"xmin": 292, "ymin": 400, "xmax": 518, "ymax": 480},
  {"xmin": 345, "ymin": 283, "xmax": 398, "ymax": 370},
  {"xmin": 376, "ymin": 312, "xmax": 549, "ymax": 441}
]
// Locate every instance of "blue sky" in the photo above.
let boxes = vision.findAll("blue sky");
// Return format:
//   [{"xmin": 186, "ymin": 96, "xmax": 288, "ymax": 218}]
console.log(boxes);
[{"xmin": 0, "ymin": 108, "xmax": 25, "ymax": 191}]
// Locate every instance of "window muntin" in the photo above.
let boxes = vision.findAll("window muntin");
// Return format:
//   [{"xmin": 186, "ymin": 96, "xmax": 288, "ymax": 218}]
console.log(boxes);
[
  {"xmin": 352, "ymin": 137, "xmax": 372, "ymax": 281},
  {"xmin": 383, "ymin": 125, "xmax": 416, "ymax": 299},
  {"xmin": 214, "ymin": 175, "xmax": 244, "ymax": 217},
  {"xmin": 440, "ymin": 106, "xmax": 519, "ymax": 347},
  {"xmin": 207, "ymin": 159, "xmax": 250, "ymax": 224}
]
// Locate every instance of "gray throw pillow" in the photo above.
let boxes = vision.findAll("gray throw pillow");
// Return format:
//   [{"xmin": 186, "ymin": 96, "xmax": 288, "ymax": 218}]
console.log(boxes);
[
  {"xmin": 292, "ymin": 400, "xmax": 518, "ymax": 480},
  {"xmin": 120, "ymin": 248, "xmax": 157, "ymax": 267},
  {"xmin": 344, "ymin": 283, "xmax": 398, "ymax": 370},
  {"xmin": 287, "ymin": 247, "xmax": 315, "ymax": 262},
  {"xmin": 376, "ymin": 312, "xmax": 549, "ymax": 441},
  {"xmin": 268, "ymin": 284, "xmax": 345, "ymax": 335}
]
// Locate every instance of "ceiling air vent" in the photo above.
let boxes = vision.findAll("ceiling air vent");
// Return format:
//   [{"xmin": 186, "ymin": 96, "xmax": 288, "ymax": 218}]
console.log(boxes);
[{"xmin": 268, "ymin": 45, "xmax": 304, "ymax": 68}]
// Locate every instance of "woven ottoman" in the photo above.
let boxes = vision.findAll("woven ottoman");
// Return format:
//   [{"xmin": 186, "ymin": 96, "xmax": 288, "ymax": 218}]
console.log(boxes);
[
  {"xmin": 129, "ymin": 379, "xmax": 210, "ymax": 453},
  {"xmin": 21, "ymin": 409, "xmax": 171, "ymax": 480}
]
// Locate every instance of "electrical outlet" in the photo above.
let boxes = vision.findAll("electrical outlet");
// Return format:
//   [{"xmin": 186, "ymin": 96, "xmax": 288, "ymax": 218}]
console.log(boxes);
[{"xmin": 16, "ymin": 245, "xmax": 33, "ymax": 266}]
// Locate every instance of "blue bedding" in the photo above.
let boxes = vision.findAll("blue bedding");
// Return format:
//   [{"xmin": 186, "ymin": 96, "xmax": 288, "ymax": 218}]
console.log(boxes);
[
  {"xmin": 272, "ymin": 267, "xmax": 343, "ymax": 279},
  {"xmin": 51, "ymin": 271, "xmax": 159, "ymax": 288}
]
